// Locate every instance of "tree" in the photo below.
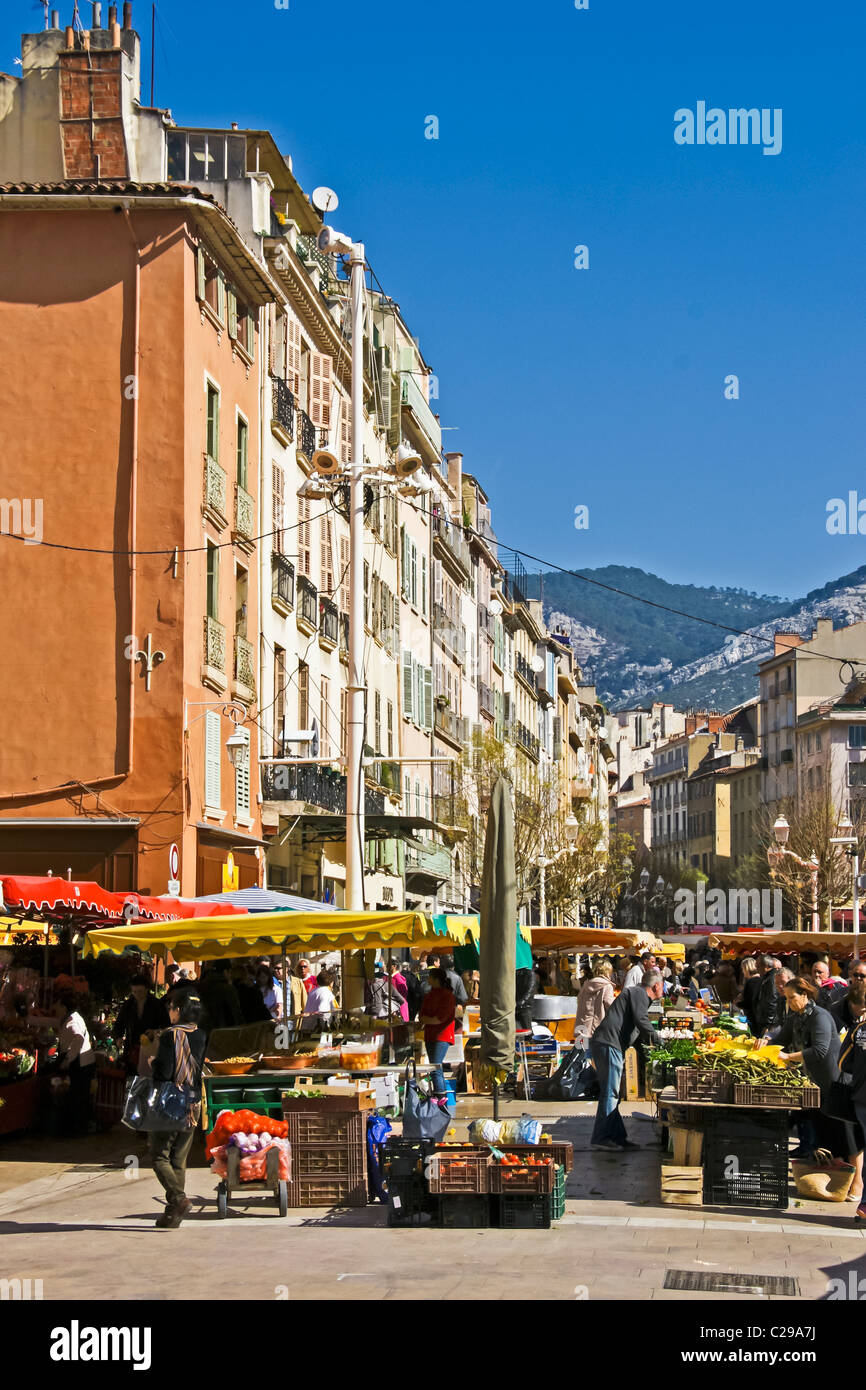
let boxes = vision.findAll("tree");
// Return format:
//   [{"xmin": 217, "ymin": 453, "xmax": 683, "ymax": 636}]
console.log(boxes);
[{"xmin": 756, "ymin": 791, "xmax": 866, "ymax": 928}]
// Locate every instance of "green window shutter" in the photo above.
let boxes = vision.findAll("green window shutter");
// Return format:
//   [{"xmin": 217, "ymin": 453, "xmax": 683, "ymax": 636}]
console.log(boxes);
[
  {"xmin": 196, "ymin": 246, "xmax": 206, "ymax": 302},
  {"xmin": 235, "ymin": 726, "xmax": 251, "ymax": 819},
  {"xmin": 204, "ymin": 711, "xmax": 221, "ymax": 808},
  {"xmin": 421, "ymin": 554, "xmax": 427, "ymax": 617},
  {"xmin": 246, "ymin": 309, "xmax": 255, "ymax": 358},
  {"xmin": 402, "ymin": 650, "xmax": 414, "ymax": 721},
  {"xmin": 423, "ymin": 666, "xmax": 433, "ymax": 730},
  {"xmin": 227, "ymin": 287, "xmax": 238, "ymax": 339},
  {"xmin": 217, "ymin": 272, "xmax": 227, "ymax": 325},
  {"xmin": 400, "ymin": 527, "xmax": 409, "ymax": 600}
]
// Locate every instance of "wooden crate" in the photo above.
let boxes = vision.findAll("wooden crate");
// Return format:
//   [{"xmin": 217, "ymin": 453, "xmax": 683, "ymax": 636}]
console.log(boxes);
[
  {"xmin": 281, "ymin": 1085, "xmax": 376, "ymax": 1112},
  {"xmin": 733, "ymin": 1082, "xmax": 820, "ymax": 1109},
  {"xmin": 660, "ymin": 1165, "xmax": 703, "ymax": 1207},
  {"xmin": 670, "ymin": 1126, "xmax": 703, "ymax": 1166}
]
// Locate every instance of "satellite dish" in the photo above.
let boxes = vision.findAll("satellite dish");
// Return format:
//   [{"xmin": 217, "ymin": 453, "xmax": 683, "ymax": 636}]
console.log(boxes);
[{"xmin": 312, "ymin": 186, "xmax": 339, "ymax": 215}]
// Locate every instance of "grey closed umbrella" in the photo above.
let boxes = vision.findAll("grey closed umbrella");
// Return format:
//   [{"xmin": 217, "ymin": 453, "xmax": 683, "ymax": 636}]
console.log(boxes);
[{"xmin": 479, "ymin": 775, "xmax": 517, "ymax": 1114}]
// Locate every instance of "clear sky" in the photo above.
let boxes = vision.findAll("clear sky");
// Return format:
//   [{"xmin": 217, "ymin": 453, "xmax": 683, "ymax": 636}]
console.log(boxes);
[{"xmin": 5, "ymin": 0, "xmax": 866, "ymax": 599}]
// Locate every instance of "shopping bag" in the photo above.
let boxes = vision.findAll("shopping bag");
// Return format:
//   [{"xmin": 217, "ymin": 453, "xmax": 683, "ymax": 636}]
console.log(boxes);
[
  {"xmin": 121, "ymin": 1076, "xmax": 198, "ymax": 1132},
  {"xmin": 792, "ymin": 1148, "xmax": 856, "ymax": 1202},
  {"xmin": 823, "ymin": 1079, "xmax": 857, "ymax": 1124},
  {"xmin": 534, "ymin": 1046, "xmax": 599, "ymax": 1101},
  {"xmin": 401, "ymin": 1059, "xmax": 452, "ymax": 1140}
]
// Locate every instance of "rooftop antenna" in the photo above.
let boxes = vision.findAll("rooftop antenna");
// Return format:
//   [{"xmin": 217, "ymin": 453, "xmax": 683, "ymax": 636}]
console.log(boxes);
[
  {"xmin": 150, "ymin": 3, "xmax": 155, "ymax": 107},
  {"xmin": 33, "ymin": 2, "xmax": 50, "ymax": 29}
]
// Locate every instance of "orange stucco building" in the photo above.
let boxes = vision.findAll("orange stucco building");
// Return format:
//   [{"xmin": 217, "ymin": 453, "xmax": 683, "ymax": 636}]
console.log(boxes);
[{"xmin": 0, "ymin": 12, "xmax": 277, "ymax": 894}]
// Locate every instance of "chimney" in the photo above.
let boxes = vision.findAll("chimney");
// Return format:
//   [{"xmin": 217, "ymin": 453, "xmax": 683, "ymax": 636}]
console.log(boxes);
[
  {"xmin": 51, "ymin": 9, "xmax": 60, "ymax": 26},
  {"xmin": 58, "ymin": 8, "xmax": 131, "ymax": 178},
  {"xmin": 92, "ymin": 2, "xmax": 103, "ymax": 25},
  {"xmin": 65, "ymin": 25, "xmax": 74, "ymax": 47},
  {"xmin": 774, "ymin": 632, "xmax": 804, "ymax": 656},
  {"xmin": 108, "ymin": 4, "xmax": 117, "ymax": 20},
  {"xmin": 123, "ymin": 2, "xmax": 133, "ymax": 28}
]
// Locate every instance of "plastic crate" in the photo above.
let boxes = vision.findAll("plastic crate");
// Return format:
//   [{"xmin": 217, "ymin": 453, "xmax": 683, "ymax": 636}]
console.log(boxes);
[
  {"xmin": 489, "ymin": 1160, "xmax": 557, "ymax": 1195},
  {"xmin": 427, "ymin": 1152, "xmax": 492, "ymax": 1194},
  {"xmin": 436, "ymin": 1194, "xmax": 491, "ymax": 1228},
  {"xmin": 284, "ymin": 1108, "xmax": 365, "ymax": 1147},
  {"xmin": 676, "ymin": 1067, "xmax": 733, "ymax": 1104},
  {"xmin": 550, "ymin": 1165, "xmax": 566, "ymax": 1220},
  {"xmin": 702, "ymin": 1112, "xmax": 790, "ymax": 1210},
  {"xmin": 280, "ymin": 1089, "xmax": 376, "ymax": 1112},
  {"xmin": 285, "ymin": 1174, "xmax": 368, "ymax": 1207},
  {"xmin": 290, "ymin": 1142, "xmax": 367, "ymax": 1180},
  {"xmin": 433, "ymin": 1140, "xmax": 574, "ymax": 1173},
  {"xmin": 493, "ymin": 1194, "xmax": 552, "ymax": 1229},
  {"xmin": 733, "ymin": 1082, "xmax": 820, "ymax": 1109},
  {"xmin": 382, "ymin": 1137, "xmax": 436, "ymax": 1179},
  {"xmin": 386, "ymin": 1174, "xmax": 436, "ymax": 1227}
]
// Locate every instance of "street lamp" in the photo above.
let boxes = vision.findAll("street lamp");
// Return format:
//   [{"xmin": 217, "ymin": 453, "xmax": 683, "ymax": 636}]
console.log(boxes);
[
  {"xmin": 830, "ymin": 814, "xmax": 860, "ymax": 961},
  {"xmin": 767, "ymin": 816, "xmax": 819, "ymax": 932},
  {"xmin": 225, "ymin": 723, "xmax": 248, "ymax": 769}
]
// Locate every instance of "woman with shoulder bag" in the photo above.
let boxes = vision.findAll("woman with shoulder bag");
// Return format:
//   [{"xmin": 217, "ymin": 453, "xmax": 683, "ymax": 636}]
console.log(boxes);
[
  {"xmin": 148, "ymin": 989, "xmax": 206, "ymax": 1230},
  {"xmin": 835, "ymin": 969, "xmax": 866, "ymax": 1220}
]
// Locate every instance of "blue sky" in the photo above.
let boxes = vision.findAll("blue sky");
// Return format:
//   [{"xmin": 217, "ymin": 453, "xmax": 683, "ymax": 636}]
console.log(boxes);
[{"xmin": 5, "ymin": 0, "xmax": 866, "ymax": 598}]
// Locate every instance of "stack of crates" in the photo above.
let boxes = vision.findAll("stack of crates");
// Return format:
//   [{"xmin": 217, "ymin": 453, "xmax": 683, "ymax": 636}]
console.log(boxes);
[
  {"xmin": 382, "ymin": 1139, "xmax": 569, "ymax": 1228},
  {"xmin": 282, "ymin": 1107, "xmax": 367, "ymax": 1207},
  {"xmin": 381, "ymin": 1138, "xmax": 437, "ymax": 1226},
  {"xmin": 489, "ymin": 1157, "xmax": 563, "ymax": 1229}
]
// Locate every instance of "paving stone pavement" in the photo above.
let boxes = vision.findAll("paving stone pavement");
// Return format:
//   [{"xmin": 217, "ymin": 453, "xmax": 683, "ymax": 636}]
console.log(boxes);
[{"xmin": 0, "ymin": 1098, "xmax": 863, "ymax": 1300}]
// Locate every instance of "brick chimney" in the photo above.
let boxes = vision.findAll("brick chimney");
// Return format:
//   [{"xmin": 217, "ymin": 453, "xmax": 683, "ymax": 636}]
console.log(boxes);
[
  {"xmin": 58, "ymin": 5, "xmax": 137, "ymax": 178},
  {"xmin": 774, "ymin": 632, "xmax": 804, "ymax": 656}
]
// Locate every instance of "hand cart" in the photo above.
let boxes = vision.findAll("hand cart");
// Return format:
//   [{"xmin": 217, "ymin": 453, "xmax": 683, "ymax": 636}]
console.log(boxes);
[{"xmin": 216, "ymin": 1141, "xmax": 288, "ymax": 1218}]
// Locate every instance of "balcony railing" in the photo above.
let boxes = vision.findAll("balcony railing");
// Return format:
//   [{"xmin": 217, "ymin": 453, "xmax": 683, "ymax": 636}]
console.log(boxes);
[
  {"xmin": 272, "ymin": 552, "xmax": 295, "ymax": 611},
  {"xmin": 271, "ymin": 376, "xmax": 294, "ymax": 439},
  {"xmin": 432, "ymin": 600, "xmax": 465, "ymax": 665},
  {"xmin": 203, "ymin": 615, "xmax": 226, "ymax": 673},
  {"xmin": 297, "ymin": 409, "xmax": 316, "ymax": 462},
  {"xmin": 515, "ymin": 651, "xmax": 538, "ymax": 691},
  {"xmin": 515, "ymin": 721, "xmax": 540, "ymax": 760},
  {"xmin": 295, "ymin": 234, "xmax": 332, "ymax": 294},
  {"xmin": 203, "ymin": 455, "xmax": 227, "ymax": 524},
  {"xmin": 434, "ymin": 704, "xmax": 469, "ymax": 745},
  {"xmin": 400, "ymin": 369, "xmax": 442, "ymax": 457},
  {"xmin": 405, "ymin": 839, "xmax": 453, "ymax": 882},
  {"xmin": 319, "ymin": 595, "xmax": 339, "ymax": 648},
  {"xmin": 297, "ymin": 575, "xmax": 317, "ymax": 630},
  {"xmin": 431, "ymin": 513, "xmax": 471, "ymax": 578},
  {"xmin": 234, "ymin": 633, "xmax": 256, "ymax": 694},
  {"xmin": 235, "ymin": 483, "xmax": 254, "ymax": 542},
  {"xmin": 479, "ymin": 681, "xmax": 494, "ymax": 718},
  {"xmin": 261, "ymin": 762, "xmax": 385, "ymax": 815}
]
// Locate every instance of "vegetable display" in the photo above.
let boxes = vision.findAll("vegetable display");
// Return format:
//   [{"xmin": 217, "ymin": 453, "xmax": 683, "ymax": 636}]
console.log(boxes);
[
  {"xmin": 694, "ymin": 1049, "xmax": 809, "ymax": 1087},
  {"xmin": 647, "ymin": 1038, "xmax": 697, "ymax": 1066}
]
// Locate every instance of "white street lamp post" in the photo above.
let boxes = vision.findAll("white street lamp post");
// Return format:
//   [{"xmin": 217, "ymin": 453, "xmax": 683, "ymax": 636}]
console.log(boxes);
[
  {"xmin": 345, "ymin": 240, "xmax": 367, "ymax": 912},
  {"xmin": 768, "ymin": 814, "xmax": 820, "ymax": 932},
  {"xmin": 830, "ymin": 815, "xmax": 861, "ymax": 962}
]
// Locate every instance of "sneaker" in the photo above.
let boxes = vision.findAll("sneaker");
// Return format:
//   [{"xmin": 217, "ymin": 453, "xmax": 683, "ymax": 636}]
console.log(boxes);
[
  {"xmin": 592, "ymin": 1141, "xmax": 624, "ymax": 1152},
  {"xmin": 619, "ymin": 1140, "xmax": 641, "ymax": 1149}
]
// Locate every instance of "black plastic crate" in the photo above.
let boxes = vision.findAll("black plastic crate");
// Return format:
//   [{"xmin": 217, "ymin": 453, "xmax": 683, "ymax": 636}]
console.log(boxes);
[
  {"xmin": 382, "ymin": 1137, "xmax": 436, "ymax": 1179},
  {"xmin": 386, "ymin": 1174, "xmax": 436, "ymax": 1227},
  {"xmin": 702, "ymin": 1109, "xmax": 790, "ymax": 1210},
  {"xmin": 493, "ymin": 1194, "xmax": 552, "ymax": 1229},
  {"xmin": 705, "ymin": 1171, "xmax": 789, "ymax": 1210},
  {"xmin": 436, "ymin": 1194, "xmax": 491, "ymax": 1229}
]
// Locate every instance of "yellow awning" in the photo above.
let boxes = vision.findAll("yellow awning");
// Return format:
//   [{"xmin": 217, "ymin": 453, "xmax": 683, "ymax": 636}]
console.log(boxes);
[
  {"xmin": 0, "ymin": 918, "xmax": 60, "ymax": 947},
  {"xmin": 449, "ymin": 915, "xmax": 532, "ymax": 946},
  {"xmin": 82, "ymin": 909, "xmax": 468, "ymax": 961},
  {"xmin": 529, "ymin": 926, "xmax": 655, "ymax": 953},
  {"xmin": 708, "ymin": 930, "xmax": 860, "ymax": 959}
]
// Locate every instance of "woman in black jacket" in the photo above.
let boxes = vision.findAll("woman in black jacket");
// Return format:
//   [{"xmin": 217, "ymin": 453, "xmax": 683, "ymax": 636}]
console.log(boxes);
[
  {"xmin": 148, "ymin": 989, "xmax": 207, "ymax": 1230},
  {"xmin": 777, "ymin": 976, "xmax": 847, "ymax": 1159}
]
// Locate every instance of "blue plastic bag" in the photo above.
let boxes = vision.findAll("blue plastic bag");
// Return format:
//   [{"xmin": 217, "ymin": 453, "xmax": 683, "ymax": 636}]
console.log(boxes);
[{"xmin": 367, "ymin": 1112, "xmax": 393, "ymax": 1203}]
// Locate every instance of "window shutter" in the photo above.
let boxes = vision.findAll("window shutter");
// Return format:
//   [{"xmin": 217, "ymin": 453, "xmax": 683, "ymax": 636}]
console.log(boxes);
[
  {"xmin": 217, "ymin": 272, "xmax": 227, "ymax": 325},
  {"xmin": 423, "ymin": 666, "xmax": 433, "ymax": 730},
  {"xmin": 204, "ymin": 711, "xmax": 221, "ymax": 808},
  {"xmin": 421, "ymin": 554, "xmax": 427, "ymax": 617},
  {"xmin": 339, "ymin": 394, "xmax": 351, "ymax": 464},
  {"xmin": 298, "ymin": 496, "xmax": 311, "ymax": 577},
  {"xmin": 434, "ymin": 559, "xmax": 443, "ymax": 606},
  {"xmin": 196, "ymin": 246, "xmax": 206, "ymax": 302},
  {"xmin": 339, "ymin": 535, "xmax": 350, "ymax": 611},
  {"xmin": 227, "ymin": 286, "xmax": 238, "ymax": 339},
  {"xmin": 309, "ymin": 352, "xmax": 332, "ymax": 431},
  {"xmin": 272, "ymin": 463, "xmax": 284, "ymax": 554},
  {"xmin": 246, "ymin": 309, "xmax": 255, "ymax": 358},
  {"xmin": 400, "ymin": 528, "xmax": 409, "ymax": 599},
  {"xmin": 320, "ymin": 515, "xmax": 334, "ymax": 594},
  {"xmin": 402, "ymin": 650, "xmax": 414, "ymax": 720},
  {"xmin": 235, "ymin": 726, "xmax": 251, "ymax": 819},
  {"xmin": 287, "ymin": 314, "xmax": 302, "ymax": 396}
]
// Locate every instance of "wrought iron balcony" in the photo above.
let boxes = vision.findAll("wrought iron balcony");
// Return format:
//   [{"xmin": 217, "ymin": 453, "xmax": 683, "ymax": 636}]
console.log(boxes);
[
  {"xmin": 405, "ymin": 839, "xmax": 452, "ymax": 882},
  {"xmin": 515, "ymin": 651, "xmax": 538, "ymax": 691},
  {"xmin": 319, "ymin": 595, "xmax": 339, "ymax": 648},
  {"xmin": 515, "ymin": 721, "xmax": 540, "ymax": 761},
  {"xmin": 261, "ymin": 762, "xmax": 385, "ymax": 815},
  {"xmin": 399, "ymin": 369, "xmax": 442, "ymax": 458},
  {"xmin": 431, "ymin": 513, "xmax": 471, "ymax": 580},
  {"xmin": 295, "ymin": 234, "xmax": 331, "ymax": 295},
  {"xmin": 203, "ymin": 615, "xmax": 226, "ymax": 673},
  {"xmin": 434, "ymin": 704, "xmax": 469, "ymax": 745},
  {"xmin": 479, "ymin": 681, "xmax": 494, "ymax": 719},
  {"xmin": 297, "ymin": 409, "xmax": 316, "ymax": 463},
  {"xmin": 271, "ymin": 376, "xmax": 294, "ymax": 440},
  {"xmin": 432, "ymin": 601, "xmax": 465, "ymax": 665},
  {"xmin": 234, "ymin": 633, "xmax": 255, "ymax": 694},
  {"xmin": 203, "ymin": 455, "xmax": 227, "ymax": 525},
  {"xmin": 297, "ymin": 574, "xmax": 317, "ymax": 631},
  {"xmin": 271, "ymin": 552, "xmax": 294, "ymax": 611},
  {"xmin": 235, "ymin": 483, "xmax": 254, "ymax": 542}
]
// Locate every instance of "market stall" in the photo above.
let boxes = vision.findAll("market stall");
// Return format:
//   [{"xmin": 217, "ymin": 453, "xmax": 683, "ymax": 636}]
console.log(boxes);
[{"xmin": 708, "ymin": 929, "xmax": 861, "ymax": 962}]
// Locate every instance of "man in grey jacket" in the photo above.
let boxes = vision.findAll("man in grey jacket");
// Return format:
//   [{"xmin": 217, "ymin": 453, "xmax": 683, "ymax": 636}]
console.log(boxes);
[{"xmin": 590, "ymin": 971, "xmax": 663, "ymax": 1151}]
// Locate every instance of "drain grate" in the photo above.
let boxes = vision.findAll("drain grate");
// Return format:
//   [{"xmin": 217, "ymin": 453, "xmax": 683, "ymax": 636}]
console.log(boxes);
[{"xmin": 664, "ymin": 1269, "xmax": 799, "ymax": 1297}]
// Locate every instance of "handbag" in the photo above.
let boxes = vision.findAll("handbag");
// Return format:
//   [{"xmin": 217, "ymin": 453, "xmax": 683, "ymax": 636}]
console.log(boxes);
[
  {"xmin": 121, "ymin": 1076, "xmax": 199, "ymax": 1132},
  {"xmin": 824, "ymin": 1022, "xmax": 862, "ymax": 1124},
  {"xmin": 792, "ymin": 1148, "xmax": 856, "ymax": 1203},
  {"xmin": 401, "ymin": 1058, "xmax": 452, "ymax": 1140}
]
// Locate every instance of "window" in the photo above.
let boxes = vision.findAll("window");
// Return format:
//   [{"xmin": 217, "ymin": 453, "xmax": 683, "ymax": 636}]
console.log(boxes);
[
  {"xmin": 340, "ymin": 687, "xmax": 348, "ymax": 759},
  {"xmin": 320, "ymin": 676, "xmax": 330, "ymax": 758},
  {"xmin": 234, "ymin": 726, "xmax": 251, "ymax": 820},
  {"xmin": 206, "ymin": 382, "xmax": 220, "ymax": 461},
  {"xmin": 236, "ymin": 416, "xmax": 248, "ymax": 489},
  {"xmin": 374, "ymin": 691, "xmax": 382, "ymax": 755},
  {"xmin": 204, "ymin": 711, "xmax": 221, "ymax": 809},
  {"xmin": 206, "ymin": 542, "xmax": 219, "ymax": 619},
  {"xmin": 235, "ymin": 567, "xmax": 248, "ymax": 638},
  {"xmin": 421, "ymin": 554, "xmax": 427, "ymax": 617},
  {"xmin": 232, "ymin": 298, "xmax": 255, "ymax": 359},
  {"xmin": 197, "ymin": 249, "xmax": 225, "ymax": 323},
  {"xmin": 167, "ymin": 130, "xmax": 246, "ymax": 182},
  {"xmin": 320, "ymin": 515, "xmax": 334, "ymax": 596},
  {"xmin": 849, "ymin": 763, "xmax": 866, "ymax": 788},
  {"xmin": 298, "ymin": 662, "xmax": 309, "ymax": 731},
  {"xmin": 806, "ymin": 733, "xmax": 812, "ymax": 756},
  {"xmin": 339, "ymin": 536, "xmax": 350, "ymax": 612},
  {"xmin": 849, "ymin": 726, "xmax": 866, "ymax": 749},
  {"xmin": 272, "ymin": 463, "xmax": 285, "ymax": 553},
  {"xmin": 274, "ymin": 647, "xmax": 286, "ymax": 747},
  {"xmin": 298, "ymin": 497, "xmax": 311, "ymax": 578},
  {"xmin": 387, "ymin": 700, "xmax": 394, "ymax": 758}
]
